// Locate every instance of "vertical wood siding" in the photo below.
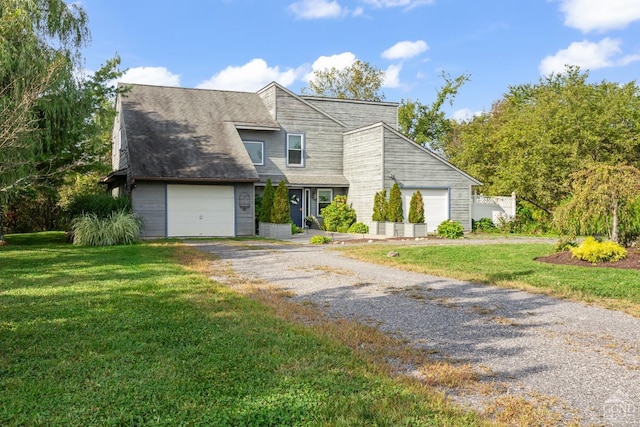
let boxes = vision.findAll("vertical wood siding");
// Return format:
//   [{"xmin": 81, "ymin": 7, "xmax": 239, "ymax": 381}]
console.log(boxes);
[
  {"xmin": 382, "ymin": 128, "xmax": 476, "ymax": 230},
  {"xmin": 304, "ymin": 98, "xmax": 398, "ymax": 129},
  {"xmin": 132, "ymin": 181, "xmax": 167, "ymax": 237},
  {"xmin": 343, "ymin": 125, "xmax": 384, "ymax": 226},
  {"xmin": 235, "ymin": 183, "xmax": 255, "ymax": 236}
]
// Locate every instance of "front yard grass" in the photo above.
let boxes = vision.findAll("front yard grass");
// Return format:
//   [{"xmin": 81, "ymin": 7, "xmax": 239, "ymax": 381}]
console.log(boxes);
[
  {"xmin": 336, "ymin": 243, "xmax": 640, "ymax": 316},
  {"xmin": 0, "ymin": 233, "xmax": 482, "ymax": 426}
]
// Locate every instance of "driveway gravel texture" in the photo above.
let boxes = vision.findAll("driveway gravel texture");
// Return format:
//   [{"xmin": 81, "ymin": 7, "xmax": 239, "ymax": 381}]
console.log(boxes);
[{"xmin": 190, "ymin": 239, "xmax": 640, "ymax": 426}]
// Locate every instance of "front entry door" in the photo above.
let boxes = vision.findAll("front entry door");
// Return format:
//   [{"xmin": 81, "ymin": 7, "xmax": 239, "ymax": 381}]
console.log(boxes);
[{"xmin": 289, "ymin": 189, "xmax": 303, "ymax": 227}]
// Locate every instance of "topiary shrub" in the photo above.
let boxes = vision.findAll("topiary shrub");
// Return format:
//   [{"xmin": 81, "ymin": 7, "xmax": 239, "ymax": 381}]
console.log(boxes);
[
  {"xmin": 72, "ymin": 211, "xmax": 141, "ymax": 246},
  {"xmin": 321, "ymin": 195, "xmax": 357, "ymax": 232},
  {"xmin": 259, "ymin": 178, "xmax": 274, "ymax": 223},
  {"xmin": 271, "ymin": 180, "xmax": 290, "ymax": 224},
  {"xmin": 437, "ymin": 220, "xmax": 464, "ymax": 239},
  {"xmin": 372, "ymin": 190, "xmax": 387, "ymax": 222},
  {"xmin": 347, "ymin": 222, "xmax": 369, "ymax": 234},
  {"xmin": 310, "ymin": 235, "xmax": 331, "ymax": 244},
  {"xmin": 569, "ymin": 236, "xmax": 627, "ymax": 263},
  {"xmin": 408, "ymin": 191, "xmax": 424, "ymax": 224},
  {"xmin": 387, "ymin": 183, "xmax": 403, "ymax": 223}
]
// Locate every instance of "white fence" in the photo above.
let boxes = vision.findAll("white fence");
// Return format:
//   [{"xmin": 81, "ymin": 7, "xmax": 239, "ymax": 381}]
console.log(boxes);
[{"xmin": 472, "ymin": 192, "xmax": 516, "ymax": 224}]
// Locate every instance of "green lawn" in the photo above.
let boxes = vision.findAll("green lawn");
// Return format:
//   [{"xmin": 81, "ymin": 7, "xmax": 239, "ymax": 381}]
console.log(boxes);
[
  {"xmin": 337, "ymin": 243, "xmax": 640, "ymax": 315},
  {"xmin": 0, "ymin": 233, "xmax": 481, "ymax": 426}
]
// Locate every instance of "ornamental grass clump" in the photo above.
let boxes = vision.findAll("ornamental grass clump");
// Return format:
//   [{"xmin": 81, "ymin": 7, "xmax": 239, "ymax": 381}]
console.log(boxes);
[
  {"xmin": 72, "ymin": 211, "xmax": 141, "ymax": 246},
  {"xmin": 569, "ymin": 236, "xmax": 627, "ymax": 264}
]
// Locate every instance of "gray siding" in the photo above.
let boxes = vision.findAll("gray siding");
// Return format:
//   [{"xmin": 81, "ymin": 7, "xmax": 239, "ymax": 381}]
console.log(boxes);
[
  {"xmin": 112, "ymin": 96, "xmax": 129, "ymax": 172},
  {"xmin": 235, "ymin": 183, "xmax": 255, "ymax": 236},
  {"xmin": 257, "ymin": 84, "xmax": 277, "ymax": 120},
  {"xmin": 382, "ymin": 127, "xmax": 477, "ymax": 231},
  {"xmin": 303, "ymin": 97, "xmax": 398, "ymax": 129},
  {"xmin": 248, "ymin": 87, "xmax": 347, "ymax": 180},
  {"xmin": 132, "ymin": 181, "xmax": 166, "ymax": 238},
  {"xmin": 343, "ymin": 125, "xmax": 385, "ymax": 226}
]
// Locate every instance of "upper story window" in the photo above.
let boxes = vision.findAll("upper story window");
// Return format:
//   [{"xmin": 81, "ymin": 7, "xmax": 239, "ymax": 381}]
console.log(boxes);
[
  {"xmin": 243, "ymin": 141, "xmax": 264, "ymax": 165},
  {"xmin": 287, "ymin": 133, "xmax": 304, "ymax": 167}
]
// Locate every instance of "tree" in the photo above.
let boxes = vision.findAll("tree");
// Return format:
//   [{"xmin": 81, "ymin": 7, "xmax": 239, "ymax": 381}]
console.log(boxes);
[
  {"xmin": 553, "ymin": 163, "xmax": 640, "ymax": 244},
  {"xmin": 372, "ymin": 189, "xmax": 387, "ymax": 222},
  {"xmin": 0, "ymin": 1, "xmax": 123, "ymax": 241},
  {"xmin": 271, "ymin": 180, "xmax": 290, "ymax": 224},
  {"xmin": 387, "ymin": 183, "xmax": 403, "ymax": 223},
  {"xmin": 259, "ymin": 178, "xmax": 274, "ymax": 222},
  {"xmin": 398, "ymin": 72, "xmax": 469, "ymax": 152},
  {"xmin": 443, "ymin": 66, "xmax": 640, "ymax": 219},
  {"xmin": 1, "ymin": 0, "xmax": 90, "ymax": 242},
  {"xmin": 408, "ymin": 191, "xmax": 425, "ymax": 224},
  {"xmin": 304, "ymin": 60, "xmax": 385, "ymax": 101}
]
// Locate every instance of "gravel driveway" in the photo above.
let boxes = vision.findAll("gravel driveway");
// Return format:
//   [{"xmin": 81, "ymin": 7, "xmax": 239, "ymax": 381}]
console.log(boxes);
[{"xmin": 190, "ymin": 240, "xmax": 640, "ymax": 426}]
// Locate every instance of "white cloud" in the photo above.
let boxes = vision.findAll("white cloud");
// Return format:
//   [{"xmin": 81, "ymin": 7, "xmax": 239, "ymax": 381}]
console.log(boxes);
[
  {"xmin": 304, "ymin": 52, "xmax": 357, "ymax": 81},
  {"xmin": 539, "ymin": 37, "xmax": 640, "ymax": 75},
  {"xmin": 120, "ymin": 67, "xmax": 181, "ymax": 87},
  {"xmin": 382, "ymin": 64, "xmax": 402, "ymax": 88},
  {"xmin": 288, "ymin": 0, "xmax": 344, "ymax": 19},
  {"xmin": 452, "ymin": 108, "xmax": 482, "ymax": 122},
  {"xmin": 559, "ymin": 0, "xmax": 640, "ymax": 32},
  {"xmin": 196, "ymin": 59, "xmax": 300, "ymax": 91},
  {"xmin": 362, "ymin": 0, "xmax": 433, "ymax": 10},
  {"xmin": 382, "ymin": 40, "xmax": 428, "ymax": 60}
]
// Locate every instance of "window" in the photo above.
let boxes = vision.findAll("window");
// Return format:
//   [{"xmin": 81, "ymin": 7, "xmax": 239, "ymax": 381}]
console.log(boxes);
[
  {"xmin": 287, "ymin": 133, "xmax": 304, "ymax": 167},
  {"xmin": 317, "ymin": 189, "xmax": 332, "ymax": 216},
  {"xmin": 243, "ymin": 141, "xmax": 264, "ymax": 165}
]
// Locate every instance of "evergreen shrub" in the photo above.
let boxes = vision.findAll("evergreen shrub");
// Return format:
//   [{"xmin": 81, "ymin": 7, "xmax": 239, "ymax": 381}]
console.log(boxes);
[
  {"xmin": 271, "ymin": 180, "xmax": 290, "ymax": 224},
  {"xmin": 387, "ymin": 183, "xmax": 403, "ymax": 223},
  {"xmin": 408, "ymin": 191, "xmax": 424, "ymax": 224}
]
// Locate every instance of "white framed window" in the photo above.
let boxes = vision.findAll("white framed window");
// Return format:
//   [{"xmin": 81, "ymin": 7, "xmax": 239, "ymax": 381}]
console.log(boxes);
[
  {"xmin": 317, "ymin": 189, "xmax": 332, "ymax": 216},
  {"xmin": 243, "ymin": 141, "xmax": 264, "ymax": 165},
  {"xmin": 286, "ymin": 133, "xmax": 304, "ymax": 167}
]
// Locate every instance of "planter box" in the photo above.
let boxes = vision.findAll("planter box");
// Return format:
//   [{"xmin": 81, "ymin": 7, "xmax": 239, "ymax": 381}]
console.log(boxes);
[
  {"xmin": 369, "ymin": 221, "xmax": 386, "ymax": 235},
  {"xmin": 385, "ymin": 222, "xmax": 404, "ymax": 237},
  {"xmin": 404, "ymin": 223, "xmax": 428, "ymax": 238},
  {"xmin": 259, "ymin": 222, "xmax": 292, "ymax": 239}
]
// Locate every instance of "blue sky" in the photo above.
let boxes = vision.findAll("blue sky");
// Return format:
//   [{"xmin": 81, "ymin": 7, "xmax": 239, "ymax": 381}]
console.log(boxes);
[{"xmin": 80, "ymin": 0, "xmax": 640, "ymax": 119}]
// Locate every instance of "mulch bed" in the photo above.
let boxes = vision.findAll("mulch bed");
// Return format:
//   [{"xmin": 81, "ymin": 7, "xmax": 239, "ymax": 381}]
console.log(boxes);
[{"xmin": 536, "ymin": 249, "xmax": 640, "ymax": 270}]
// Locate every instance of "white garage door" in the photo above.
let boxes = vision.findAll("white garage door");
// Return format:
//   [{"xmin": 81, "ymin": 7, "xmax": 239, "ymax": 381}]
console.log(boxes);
[
  {"xmin": 402, "ymin": 189, "xmax": 449, "ymax": 233},
  {"xmin": 167, "ymin": 185, "xmax": 235, "ymax": 237}
]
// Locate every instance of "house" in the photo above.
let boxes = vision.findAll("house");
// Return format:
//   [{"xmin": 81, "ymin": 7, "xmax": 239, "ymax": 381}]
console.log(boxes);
[{"xmin": 103, "ymin": 82, "xmax": 481, "ymax": 238}]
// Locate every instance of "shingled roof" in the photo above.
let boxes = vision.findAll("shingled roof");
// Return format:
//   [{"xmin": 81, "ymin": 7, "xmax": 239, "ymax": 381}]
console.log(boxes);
[{"xmin": 120, "ymin": 84, "xmax": 280, "ymax": 182}]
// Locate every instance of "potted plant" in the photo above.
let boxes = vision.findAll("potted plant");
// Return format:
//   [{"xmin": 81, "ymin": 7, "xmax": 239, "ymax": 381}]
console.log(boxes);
[
  {"xmin": 268, "ymin": 179, "xmax": 292, "ymax": 239},
  {"xmin": 258, "ymin": 178, "xmax": 274, "ymax": 237},
  {"xmin": 405, "ymin": 190, "xmax": 428, "ymax": 237},
  {"xmin": 386, "ymin": 182, "xmax": 404, "ymax": 237},
  {"xmin": 371, "ymin": 189, "xmax": 387, "ymax": 235}
]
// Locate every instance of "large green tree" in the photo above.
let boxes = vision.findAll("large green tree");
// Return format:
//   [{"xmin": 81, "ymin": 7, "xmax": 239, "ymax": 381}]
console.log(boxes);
[
  {"xmin": 1, "ymin": 0, "xmax": 122, "ymax": 241},
  {"xmin": 443, "ymin": 67, "xmax": 640, "ymax": 217},
  {"xmin": 398, "ymin": 72, "xmax": 469, "ymax": 152},
  {"xmin": 304, "ymin": 60, "xmax": 385, "ymax": 101},
  {"xmin": 554, "ymin": 163, "xmax": 640, "ymax": 244}
]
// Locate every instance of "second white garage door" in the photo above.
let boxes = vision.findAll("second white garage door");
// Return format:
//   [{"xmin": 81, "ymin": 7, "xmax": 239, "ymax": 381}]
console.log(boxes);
[
  {"xmin": 402, "ymin": 189, "xmax": 449, "ymax": 233},
  {"xmin": 167, "ymin": 185, "xmax": 235, "ymax": 237}
]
